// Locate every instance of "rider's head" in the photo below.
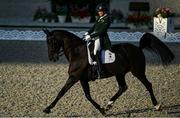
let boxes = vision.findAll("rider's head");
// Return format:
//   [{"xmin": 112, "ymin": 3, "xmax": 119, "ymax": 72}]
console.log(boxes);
[{"xmin": 96, "ymin": 3, "xmax": 108, "ymax": 17}]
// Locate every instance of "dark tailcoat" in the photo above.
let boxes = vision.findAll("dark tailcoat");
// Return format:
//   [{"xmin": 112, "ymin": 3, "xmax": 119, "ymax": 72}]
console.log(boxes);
[{"xmin": 88, "ymin": 15, "xmax": 111, "ymax": 50}]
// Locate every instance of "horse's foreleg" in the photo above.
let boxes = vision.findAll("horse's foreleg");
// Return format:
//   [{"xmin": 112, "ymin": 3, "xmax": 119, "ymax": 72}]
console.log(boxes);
[
  {"xmin": 80, "ymin": 79, "xmax": 106, "ymax": 115},
  {"xmin": 106, "ymin": 74, "xmax": 128, "ymax": 111},
  {"xmin": 43, "ymin": 76, "xmax": 78, "ymax": 114}
]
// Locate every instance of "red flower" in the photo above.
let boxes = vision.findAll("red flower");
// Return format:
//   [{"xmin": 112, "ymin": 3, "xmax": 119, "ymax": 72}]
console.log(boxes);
[
  {"xmin": 71, "ymin": 6, "xmax": 90, "ymax": 18},
  {"xmin": 154, "ymin": 7, "xmax": 174, "ymax": 18},
  {"xmin": 127, "ymin": 14, "xmax": 151, "ymax": 26}
]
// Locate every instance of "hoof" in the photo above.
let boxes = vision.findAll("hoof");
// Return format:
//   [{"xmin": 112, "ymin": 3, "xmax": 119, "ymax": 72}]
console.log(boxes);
[
  {"xmin": 106, "ymin": 104, "xmax": 113, "ymax": 111},
  {"xmin": 106, "ymin": 101, "xmax": 113, "ymax": 111},
  {"xmin": 100, "ymin": 107, "xmax": 106, "ymax": 116},
  {"xmin": 43, "ymin": 108, "xmax": 51, "ymax": 114},
  {"xmin": 154, "ymin": 103, "xmax": 161, "ymax": 111}
]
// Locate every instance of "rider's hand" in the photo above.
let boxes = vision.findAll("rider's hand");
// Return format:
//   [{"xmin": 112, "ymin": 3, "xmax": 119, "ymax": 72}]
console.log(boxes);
[
  {"xmin": 85, "ymin": 35, "xmax": 91, "ymax": 41},
  {"xmin": 84, "ymin": 32, "xmax": 89, "ymax": 36}
]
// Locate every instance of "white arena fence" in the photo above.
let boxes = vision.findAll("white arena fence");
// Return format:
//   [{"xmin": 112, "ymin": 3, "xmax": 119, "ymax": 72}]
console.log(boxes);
[{"xmin": 0, "ymin": 30, "xmax": 180, "ymax": 42}]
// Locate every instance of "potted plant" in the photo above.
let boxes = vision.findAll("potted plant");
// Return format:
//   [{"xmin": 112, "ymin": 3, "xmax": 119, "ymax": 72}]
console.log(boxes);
[
  {"xmin": 56, "ymin": 6, "xmax": 68, "ymax": 23},
  {"xmin": 46, "ymin": 13, "xmax": 57, "ymax": 23},
  {"xmin": 71, "ymin": 5, "xmax": 90, "ymax": 23},
  {"xmin": 33, "ymin": 7, "xmax": 49, "ymax": 22},
  {"xmin": 153, "ymin": 7, "xmax": 175, "ymax": 32}
]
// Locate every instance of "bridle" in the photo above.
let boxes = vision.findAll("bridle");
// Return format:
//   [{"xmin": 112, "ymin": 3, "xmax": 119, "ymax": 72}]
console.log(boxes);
[
  {"xmin": 48, "ymin": 32, "xmax": 86, "ymax": 58},
  {"xmin": 58, "ymin": 48, "xmax": 64, "ymax": 57}
]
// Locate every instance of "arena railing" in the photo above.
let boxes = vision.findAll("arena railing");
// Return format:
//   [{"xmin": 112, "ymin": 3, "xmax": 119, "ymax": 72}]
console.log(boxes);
[{"xmin": 0, "ymin": 30, "xmax": 180, "ymax": 43}]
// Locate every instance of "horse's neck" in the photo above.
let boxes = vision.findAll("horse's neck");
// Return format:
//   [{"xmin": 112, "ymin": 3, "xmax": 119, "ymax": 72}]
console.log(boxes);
[
  {"xmin": 63, "ymin": 38, "xmax": 72, "ymax": 48},
  {"xmin": 62, "ymin": 36, "xmax": 85, "ymax": 57}
]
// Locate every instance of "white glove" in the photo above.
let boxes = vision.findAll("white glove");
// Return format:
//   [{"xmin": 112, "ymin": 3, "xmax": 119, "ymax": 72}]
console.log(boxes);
[
  {"xmin": 85, "ymin": 35, "xmax": 91, "ymax": 41},
  {"xmin": 84, "ymin": 32, "xmax": 89, "ymax": 36}
]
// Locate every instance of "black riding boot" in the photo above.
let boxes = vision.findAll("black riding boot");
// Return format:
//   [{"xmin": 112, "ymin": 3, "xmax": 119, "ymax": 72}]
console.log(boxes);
[{"xmin": 95, "ymin": 51, "xmax": 104, "ymax": 78}]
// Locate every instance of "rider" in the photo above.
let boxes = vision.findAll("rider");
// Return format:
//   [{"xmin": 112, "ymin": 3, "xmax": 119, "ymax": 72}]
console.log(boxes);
[{"xmin": 84, "ymin": 3, "xmax": 112, "ymax": 77}]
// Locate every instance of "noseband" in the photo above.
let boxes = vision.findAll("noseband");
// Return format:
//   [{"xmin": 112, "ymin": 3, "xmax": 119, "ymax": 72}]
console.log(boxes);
[{"xmin": 59, "ymin": 48, "xmax": 64, "ymax": 57}]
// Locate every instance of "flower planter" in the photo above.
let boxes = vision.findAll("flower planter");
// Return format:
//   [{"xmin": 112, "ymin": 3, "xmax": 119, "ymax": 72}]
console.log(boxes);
[
  {"xmin": 153, "ymin": 17, "xmax": 174, "ymax": 33},
  {"xmin": 58, "ymin": 15, "xmax": 66, "ymax": 23},
  {"xmin": 71, "ymin": 17, "xmax": 79, "ymax": 23}
]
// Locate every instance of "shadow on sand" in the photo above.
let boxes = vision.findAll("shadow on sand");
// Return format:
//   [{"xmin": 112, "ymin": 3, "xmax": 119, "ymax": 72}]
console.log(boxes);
[{"xmin": 106, "ymin": 104, "xmax": 180, "ymax": 117}]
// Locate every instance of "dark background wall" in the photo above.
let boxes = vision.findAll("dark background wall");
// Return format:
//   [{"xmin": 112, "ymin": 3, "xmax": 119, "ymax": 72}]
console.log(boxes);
[{"xmin": 0, "ymin": 0, "xmax": 51, "ymax": 22}]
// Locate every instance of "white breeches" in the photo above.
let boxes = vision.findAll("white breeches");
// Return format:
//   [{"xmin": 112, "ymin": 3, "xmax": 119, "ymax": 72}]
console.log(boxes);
[{"xmin": 94, "ymin": 38, "xmax": 101, "ymax": 55}]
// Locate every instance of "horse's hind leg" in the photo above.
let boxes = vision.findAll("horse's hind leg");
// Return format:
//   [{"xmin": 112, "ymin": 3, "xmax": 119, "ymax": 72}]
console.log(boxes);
[
  {"xmin": 106, "ymin": 74, "xmax": 128, "ymax": 111},
  {"xmin": 134, "ymin": 74, "xmax": 161, "ymax": 110}
]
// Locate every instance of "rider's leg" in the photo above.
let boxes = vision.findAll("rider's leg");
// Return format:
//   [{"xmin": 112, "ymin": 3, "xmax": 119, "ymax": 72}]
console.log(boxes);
[
  {"xmin": 94, "ymin": 39, "xmax": 103, "ymax": 77},
  {"xmin": 95, "ymin": 51, "xmax": 104, "ymax": 78},
  {"xmin": 94, "ymin": 38, "xmax": 101, "ymax": 56}
]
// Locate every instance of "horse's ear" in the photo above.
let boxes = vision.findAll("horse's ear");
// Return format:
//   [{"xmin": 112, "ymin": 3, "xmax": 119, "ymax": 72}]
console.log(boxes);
[{"xmin": 43, "ymin": 29, "xmax": 51, "ymax": 36}]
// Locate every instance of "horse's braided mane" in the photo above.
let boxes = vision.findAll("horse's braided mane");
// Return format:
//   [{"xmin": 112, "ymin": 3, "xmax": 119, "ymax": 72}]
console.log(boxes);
[
  {"xmin": 51, "ymin": 30, "xmax": 85, "ymax": 53},
  {"xmin": 53, "ymin": 30, "xmax": 83, "ymax": 42}
]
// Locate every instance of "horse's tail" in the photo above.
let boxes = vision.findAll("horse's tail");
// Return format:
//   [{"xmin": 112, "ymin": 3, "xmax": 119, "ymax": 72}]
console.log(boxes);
[{"xmin": 139, "ymin": 33, "xmax": 174, "ymax": 65}]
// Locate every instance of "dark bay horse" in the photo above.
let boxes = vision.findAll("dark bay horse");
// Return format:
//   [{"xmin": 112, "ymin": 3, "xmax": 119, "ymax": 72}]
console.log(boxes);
[{"xmin": 43, "ymin": 29, "xmax": 174, "ymax": 115}]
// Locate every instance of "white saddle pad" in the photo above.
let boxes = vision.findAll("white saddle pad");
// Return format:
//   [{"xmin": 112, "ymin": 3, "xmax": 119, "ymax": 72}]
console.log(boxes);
[
  {"xmin": 101, "ymin": 50, "xmax": 115, "ymax": 64},
  {"xmin": 86, "ymin": 42, "xmax": 115, "ymax": 65}
]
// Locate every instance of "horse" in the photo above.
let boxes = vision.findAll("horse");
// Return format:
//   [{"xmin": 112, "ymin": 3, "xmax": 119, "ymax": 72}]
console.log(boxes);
[{"xmin": 43, "ymin": 29, "xmax": 174, "ymax": 115}]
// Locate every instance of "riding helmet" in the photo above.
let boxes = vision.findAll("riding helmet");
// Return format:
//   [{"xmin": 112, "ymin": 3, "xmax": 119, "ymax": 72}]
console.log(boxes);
[{"xmin": 96, "ymin": 3, "xmax": 108, "ymax": 13}]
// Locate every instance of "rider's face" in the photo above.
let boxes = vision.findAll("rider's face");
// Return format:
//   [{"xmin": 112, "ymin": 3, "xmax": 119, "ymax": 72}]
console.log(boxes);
[{"xmin": 98, "ymin": 11, "xmax": 105, "ymax": 17}]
